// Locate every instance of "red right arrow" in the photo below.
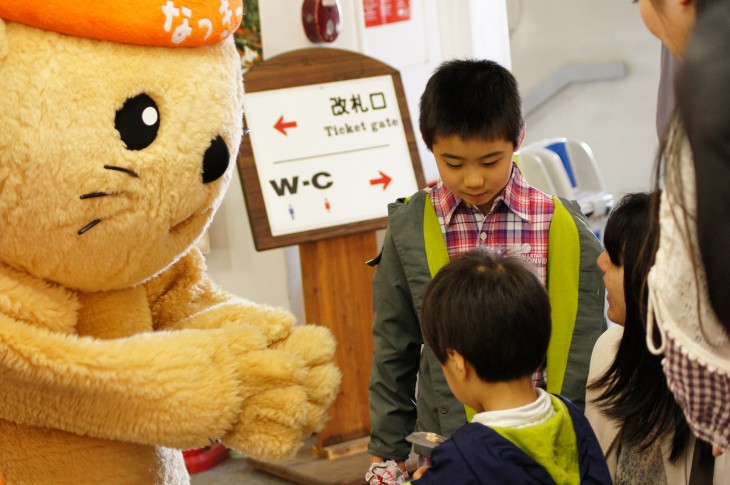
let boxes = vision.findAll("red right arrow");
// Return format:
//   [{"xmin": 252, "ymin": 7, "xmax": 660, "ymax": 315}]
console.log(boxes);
[
  {"xmin": 274, "ymin": 115, "xmax": 298, "ymax": 136},
  {"xmin": 369, "ymin": 171, "xmax": 392, "ymax": 190}
]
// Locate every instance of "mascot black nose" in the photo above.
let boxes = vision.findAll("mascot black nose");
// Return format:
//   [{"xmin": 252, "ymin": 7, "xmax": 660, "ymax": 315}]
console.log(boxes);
[{"xmin": 201, "ymin": 135, "xmax": 230, "ymax": 184}]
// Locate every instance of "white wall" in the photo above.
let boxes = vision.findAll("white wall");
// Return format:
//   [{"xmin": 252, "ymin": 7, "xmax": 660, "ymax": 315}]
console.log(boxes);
[
  {"xmin": 509, "ymin": 0, "xmax": 660, "ymax": 199},
  {"xmin": 259, "ymin": 0, "xmax": 363, "ymax": 57}
]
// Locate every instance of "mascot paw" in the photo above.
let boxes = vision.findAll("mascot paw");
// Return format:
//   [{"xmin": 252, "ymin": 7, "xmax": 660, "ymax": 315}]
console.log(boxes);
[
  {"xmin": 224, "ymin": 386, "xmax": 310, "ymax": 461},
  {"xmin": 225, "ymin": 325, "xmax": 341, "ymax": 460},
  {"xmin": 220, "ymin": 301, "xmax": 297, "ymax": 344},
  {"xmin": 275, "ymin": 325, "xmax": 341, "ymax": 434}
]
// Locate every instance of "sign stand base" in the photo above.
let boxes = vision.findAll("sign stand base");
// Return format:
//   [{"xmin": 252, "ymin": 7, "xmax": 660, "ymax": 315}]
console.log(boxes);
[
  {"xmin": 246, "ymin": 438, "xmax": 370, "ymax": 485},
  {"xmin": 249, "ymin": 231, "xmax": 378, "ymax": 483},
  {"xmin": 299, "ymin": 231, "xmax": 376, "ymax": 450}
]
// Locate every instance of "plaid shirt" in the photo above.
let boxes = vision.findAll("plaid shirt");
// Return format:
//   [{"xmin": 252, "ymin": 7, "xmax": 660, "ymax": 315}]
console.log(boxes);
[
  {"xmin": 662, "ymin": 334, "xmax": 730, "ymax": 449},
  {"xmin": 430, "ymin": 163, "xmax": 555, "ymax": 387}
]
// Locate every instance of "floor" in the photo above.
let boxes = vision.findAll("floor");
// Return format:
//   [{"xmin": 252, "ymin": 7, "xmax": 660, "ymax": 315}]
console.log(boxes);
[
  {"xmin": 191, "ymin": 453, "xmax": 294, "ymax": 485},
  {"xmin": 189, "ymin": 448, "xmax": 373, "ymax": 485},
  {"xmin": 190, "ymin": 454, "xmax": 293, "ymax": 485}
]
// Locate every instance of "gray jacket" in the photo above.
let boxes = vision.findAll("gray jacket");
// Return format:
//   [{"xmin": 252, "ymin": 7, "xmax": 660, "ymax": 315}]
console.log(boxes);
[{"xmin": 368, "ymin": 190, "xmax": 606, "ymax": 461}]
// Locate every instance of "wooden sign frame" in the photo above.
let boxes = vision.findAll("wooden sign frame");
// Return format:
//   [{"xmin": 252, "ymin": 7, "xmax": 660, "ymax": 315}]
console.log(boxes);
[{"xmin": 237, "ymin": 47, "xmax": 425, "ymax": 251}]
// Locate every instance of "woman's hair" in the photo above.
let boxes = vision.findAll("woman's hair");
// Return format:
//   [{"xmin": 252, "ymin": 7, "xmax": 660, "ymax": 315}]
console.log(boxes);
[
  {"xmin": 626, "ymin": 0, "xmax": 723, "ymax": 462},
  {"xmin": 645, "ymin": 0, "xmax": 725, "ymax": 340},
  {"xmin": 589, "ymin": 191, "xmax": 690, "ymax": 462},
  {"xmin": 642, "ymin": 0, "xmax": 726, "ymax": 336},
  {"xmin": 675, "ymin": 0, "xmax": 730, "ymax": 330}
]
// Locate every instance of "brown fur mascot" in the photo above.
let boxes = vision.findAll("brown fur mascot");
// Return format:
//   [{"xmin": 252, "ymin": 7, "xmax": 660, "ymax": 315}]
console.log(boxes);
[{"xmin": 0, "ymin": 1, "xmax": 341, "ymax": 483}]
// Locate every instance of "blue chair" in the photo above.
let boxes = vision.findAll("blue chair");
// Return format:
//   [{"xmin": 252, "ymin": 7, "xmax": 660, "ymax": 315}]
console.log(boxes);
[{"xmin": 520, "ymin": 138, "xmax": 613, "ymax": 240}]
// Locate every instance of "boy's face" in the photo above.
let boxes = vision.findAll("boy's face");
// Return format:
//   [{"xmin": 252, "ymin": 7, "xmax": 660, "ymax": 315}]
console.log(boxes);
[{"xmin": 432, "ymin": 135, "xmax": 515, "ymax": 213}]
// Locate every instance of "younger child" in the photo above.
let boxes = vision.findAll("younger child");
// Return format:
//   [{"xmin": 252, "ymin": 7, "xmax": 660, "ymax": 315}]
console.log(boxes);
[{"xmin": 411, "ymin": 250, "xmax": 610, "ymax": 484}]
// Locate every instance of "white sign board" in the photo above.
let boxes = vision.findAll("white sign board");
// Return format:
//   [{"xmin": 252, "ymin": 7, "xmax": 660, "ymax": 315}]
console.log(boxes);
[{"xmin": 243, "ymin": 75, "xmax": 419, "ymax": 236}]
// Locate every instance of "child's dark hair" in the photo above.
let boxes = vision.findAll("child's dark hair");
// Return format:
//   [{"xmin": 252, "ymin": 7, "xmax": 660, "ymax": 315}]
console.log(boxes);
[
  {"xmin": 420, "ymin": 250, "xmax": 550, "ymax": 382},
  {"xmin": 589, "ymin": 191, "xmax": 690, "ymax": 462},
  {"xmin": 418, "ymin": 59, "xmax": 524, "ymax": 151}
]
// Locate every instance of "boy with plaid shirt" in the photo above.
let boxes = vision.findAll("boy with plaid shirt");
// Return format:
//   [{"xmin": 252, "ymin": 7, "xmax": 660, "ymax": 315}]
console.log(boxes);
[{"xmin": 367, "ymin": 59, "xmax": 606, "ymax": 474}]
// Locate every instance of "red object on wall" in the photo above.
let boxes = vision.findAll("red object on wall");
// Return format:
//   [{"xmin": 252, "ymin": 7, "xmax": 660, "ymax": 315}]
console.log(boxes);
[
  {"xmin": 182, "ymin": 444, "xmax": 230, "ymax": 474},
  {"xmin": 302, "ymin": 0, "xmax": 342, "ymax": 43},
  {"xmin": 363, "ymin": 0, "xmax": 410, "ymax": 28}
]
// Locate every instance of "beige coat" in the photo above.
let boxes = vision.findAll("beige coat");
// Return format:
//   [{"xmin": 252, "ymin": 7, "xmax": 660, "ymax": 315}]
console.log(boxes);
[{"xmin": 585, "ymin": 325, "xmax": 729, "ymax": 484}]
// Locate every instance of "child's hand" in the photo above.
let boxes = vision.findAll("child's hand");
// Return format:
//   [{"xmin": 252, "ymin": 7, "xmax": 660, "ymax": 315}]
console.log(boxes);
[
  {"xmin": 412, "ymin": 465, "xmax": 429, "ymax": 480},
  {"xmin": 366, "ymin": 459, "xmax": 407, "ymax": 484},
  {"xmin": 369, "ymin": 455, "xmax": 407, "ymax": 473}
]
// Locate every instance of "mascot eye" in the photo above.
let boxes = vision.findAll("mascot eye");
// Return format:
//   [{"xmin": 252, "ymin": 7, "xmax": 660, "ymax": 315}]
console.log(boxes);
[{"xmin": 115, "ymin": 94, "xmax": 160, "ymax": 151}]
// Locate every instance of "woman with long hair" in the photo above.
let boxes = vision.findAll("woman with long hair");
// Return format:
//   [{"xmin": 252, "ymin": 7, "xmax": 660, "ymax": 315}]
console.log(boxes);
[
  {"xmin": 586, "ymin": 192, "xmax": 706, "ymax": 484},
  {"xmin": 636, "ymin": 0, "xmax": 730, "ymax": 456}
]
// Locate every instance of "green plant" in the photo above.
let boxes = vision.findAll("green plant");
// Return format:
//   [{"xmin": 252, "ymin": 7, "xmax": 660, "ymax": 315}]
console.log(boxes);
[{"xmin": 234, "ymin": 0, "xmax": 263, "ymax": 69}]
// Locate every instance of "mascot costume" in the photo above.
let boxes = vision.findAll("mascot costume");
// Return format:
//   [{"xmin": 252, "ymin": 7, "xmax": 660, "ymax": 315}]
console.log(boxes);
[{"xmin": 0, "ymin": 1, "xmax": 341, "ymax": 483}]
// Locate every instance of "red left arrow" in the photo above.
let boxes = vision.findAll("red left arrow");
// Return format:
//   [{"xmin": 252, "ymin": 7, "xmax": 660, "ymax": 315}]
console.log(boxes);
[
  {"xmin": 369, "ymin": 171, "xmax": 392, "ymax": 190},
  {"xmin": 274, "ymin": 115, "xmax": 298, "ymax": 135}
]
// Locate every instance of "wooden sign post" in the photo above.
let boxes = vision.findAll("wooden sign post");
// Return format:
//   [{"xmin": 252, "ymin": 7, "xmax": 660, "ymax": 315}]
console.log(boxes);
[{"xmin": 236, "ymin": 47, "xmax": 424, "ymax": 482}]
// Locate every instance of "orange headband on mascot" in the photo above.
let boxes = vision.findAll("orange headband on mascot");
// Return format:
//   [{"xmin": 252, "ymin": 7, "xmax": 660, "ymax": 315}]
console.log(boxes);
[{"xmin": 0, "ymin": 0, "xmax": 243, "ymax": 47}]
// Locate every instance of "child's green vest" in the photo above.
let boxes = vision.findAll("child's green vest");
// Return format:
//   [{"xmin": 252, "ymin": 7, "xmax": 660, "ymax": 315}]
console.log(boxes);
[{"xmin": 419, "ymin": 194, "xmax": 596, "ymax": 417}]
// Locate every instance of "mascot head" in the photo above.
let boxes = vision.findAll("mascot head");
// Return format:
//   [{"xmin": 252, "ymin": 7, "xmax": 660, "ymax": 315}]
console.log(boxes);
[{"xmin": 0, "ymin": 0, "xmax": 245, "ymax": 291}]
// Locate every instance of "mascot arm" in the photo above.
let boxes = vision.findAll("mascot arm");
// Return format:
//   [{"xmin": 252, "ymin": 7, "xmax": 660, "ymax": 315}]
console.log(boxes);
[
  {"xmin": 0, "ymin": 313, "xmax": 317, "ymax": 453},
  {"xmin": 144, "ymin": 247, "xmax": 342, "ymax": 460},
  {"xmin": 147, "ymin": 247, "xmax": 295, "ymax": 344}
]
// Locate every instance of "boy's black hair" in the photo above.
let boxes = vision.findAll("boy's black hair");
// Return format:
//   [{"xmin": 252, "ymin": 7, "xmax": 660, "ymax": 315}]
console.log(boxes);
[
  {"xmin": 418, "ymin": 59, "xmax": 524, "ymax": 150},
  {"xmin": 420, "ymin": 249, "xmax": 550, "ymax": 382},
  {"xmin": 589, "ymin": 191, "xmax": 690, "ymax": 462}
]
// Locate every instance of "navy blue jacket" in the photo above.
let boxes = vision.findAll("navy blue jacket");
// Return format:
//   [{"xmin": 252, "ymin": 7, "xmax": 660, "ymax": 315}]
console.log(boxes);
[{"xmin": 411, "ymin": 397, "xmax": 611, "ymax": 485}]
